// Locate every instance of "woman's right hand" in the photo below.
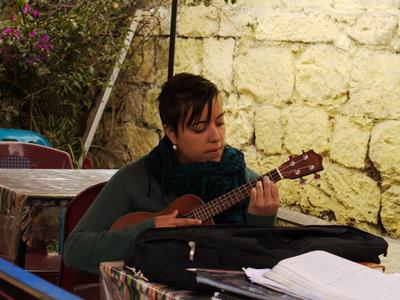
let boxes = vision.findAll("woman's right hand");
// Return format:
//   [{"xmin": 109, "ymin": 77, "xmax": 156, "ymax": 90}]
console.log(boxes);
[{"xmin": 154, "ymin": 209, "xmax": 202, "ymax": 228}]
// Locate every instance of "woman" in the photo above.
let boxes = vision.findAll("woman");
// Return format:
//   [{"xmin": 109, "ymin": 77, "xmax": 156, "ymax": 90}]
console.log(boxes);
[{"xmin": 63, "ymin": 73, "xmax": 280, "ymax": 274}]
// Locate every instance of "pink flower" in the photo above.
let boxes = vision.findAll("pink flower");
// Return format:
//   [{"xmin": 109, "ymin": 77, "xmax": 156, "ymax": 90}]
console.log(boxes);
[
  {"xmin": 23, "ymin": 4, "xmax": 30, "ymax": 14},
  {"xmin": 15, "ymin": 30, "xmax": 22, "ymax": 40},
  {"xmin": 29, "ymin": 31, "xmax": 36, "ymax": 38},
  {"xmin": 12, "ymin": 15, "xmax": 17, "ymax": 22},
  {"xmin": 41, "ymin": 35, "xmax": 50, "ymax": 43},
  {"xmin": 3, "ymin": 27, "xmax": 13, "ymax": 35},
  {"xmin": 36, "ymin": 41, "xmax": 53, "ymax": 52},
  {"xmin": 26, "ymin": 57, "xmax": 36, "ymax": 65},
  {"xmin": 32, "ymin": 9, "xmax": 40, "ymax": 18}
]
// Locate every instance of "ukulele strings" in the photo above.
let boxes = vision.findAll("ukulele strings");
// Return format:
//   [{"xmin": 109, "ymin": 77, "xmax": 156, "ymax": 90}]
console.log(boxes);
[
  {"xmin": 184, "ymin": 157, "xmax": 316, "ymax": 220},
  {"xmin": 184, "ymin": 162, "xmax": 315, "ymax": 220},
  {"xmin": 187, "ymin": 167, "xmax": 317, "ymax": 221}
]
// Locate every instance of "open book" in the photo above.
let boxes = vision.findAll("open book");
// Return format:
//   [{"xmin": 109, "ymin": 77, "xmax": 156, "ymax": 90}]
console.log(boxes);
[{"xmin": 244, "ymin": 250, "xmax": 400, "ymax": 300}]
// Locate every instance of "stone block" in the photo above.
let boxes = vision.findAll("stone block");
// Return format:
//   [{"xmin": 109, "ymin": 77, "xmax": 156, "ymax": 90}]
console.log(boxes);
[
  {"xmin": 129, "ymin": 37, "xmax": 156, "ymax": 83},
  {"xmin": 135, "ymin": 8, "xmax": 170, "ymax": 37},
  {"xmin": 203, "ymin": 38, "xmax": 235, "ymax": 93},
  {"xmin": 369, "ymin": 120, "xmax": 400, "ymax": 177},
  {"xmin": 296, "ymin": 44, "xmax": 350, "ymax": 106},
  {"xmin": 223, "ymin": 93, "xmax": 253, "ymax": 112},
  {"xmin": 125, "ymin": 122, "xmax": 160, "ymax": 161},
  {"xmin": 333, "ymin": 0, "xmax": 400, "ymax": 10},
  {"xmin": 120, "ymin": 84, "xmax": 144, "ymax": 123},
  {"xmin": 154, "ymin": 38, "xmax": 169, "ymax": 86},
  {"xmin": 174, "ymin": 38, "xmax": 203, "ymax": 75},
  {"xmin": 255, "ymin": 105, "xmax": 283, "ymax": 154},
  {"xmin": 234, "ymin": 46, "xmax": 294, "ymax": 104},
  {"xmin": 381, "ymin": 185, "xmax": 400, "ymax": 238},
  {"xmin": 218, "ymin": 6, "xmax": 259, "ymax": 37},
  {"xmin": 283, "ymin": 105, "xmax": 330, "ymax": 155},
  {"xmin": 213, "ymin": 0, "xmax": 283, "ymax": 8},
  {"xmin": 225, "ymin": 110, "xmax": 253, "ymax": 148},
  {"xmin": 324, "ymin": 161, "xmax": 380, "ymax": 225},
  {"xmin": 330, "ymin": 116, "xmax": 370, "ymax": 169},
  {"xmin": 143, "ymin": 87, "xmax": 162, "ymax": 130},
  {"xmin": 294, "ymin": 160, "xmax": 381, "ymax": 225},
  {"xmin": 177, "ymin": 4, "xmax": 219, "ymax": 37},
  {"xmin": 283, "ymin": 0, "xmax": 333, "ymax": 8},
  {"xmin": 344, "ymin": 49, "xmax": 400, "ymax": 119},
  {"xmin": 255, "ymin": 11, "xmax": 341, "ymax": 43},
  {"xmin": 389, "ymin": 25, "xmax": 400, "ymax": 51},
  {"xmin": 347, "ymin": 11, "xmax": 397, "ymax": 45}
]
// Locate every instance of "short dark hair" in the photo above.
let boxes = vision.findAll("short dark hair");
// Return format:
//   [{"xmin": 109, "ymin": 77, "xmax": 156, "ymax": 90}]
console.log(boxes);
[{"xmin": 158, "ymin": 73, "xmax": 219, "ymax": 134}]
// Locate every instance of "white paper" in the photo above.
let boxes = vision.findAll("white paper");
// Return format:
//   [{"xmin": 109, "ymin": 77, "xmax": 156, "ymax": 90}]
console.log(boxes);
[
  {"xmin": 244, "ymin": 251, "xmax": 400, "ymax": 300},
  {"xmin": 244, "ymin": 267, "xmax": 321, "ymax": 300}
]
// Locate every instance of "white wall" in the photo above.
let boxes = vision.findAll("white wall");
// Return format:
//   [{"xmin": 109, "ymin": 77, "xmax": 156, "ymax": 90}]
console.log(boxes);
[{"xmin": 100, "ymin": 0, "xmax": 400, "ymax": 238}]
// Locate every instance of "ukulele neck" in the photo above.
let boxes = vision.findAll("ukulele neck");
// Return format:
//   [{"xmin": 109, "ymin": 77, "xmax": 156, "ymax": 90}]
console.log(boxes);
[{"xmin": 186, "ymin": 169, "xmax": 281, "ymax": 221}]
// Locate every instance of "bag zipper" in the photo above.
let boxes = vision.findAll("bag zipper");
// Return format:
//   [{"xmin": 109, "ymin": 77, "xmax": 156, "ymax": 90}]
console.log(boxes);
[{"xmin": 188, "ymin": 241, "xmax": 196, "ymax": 261}]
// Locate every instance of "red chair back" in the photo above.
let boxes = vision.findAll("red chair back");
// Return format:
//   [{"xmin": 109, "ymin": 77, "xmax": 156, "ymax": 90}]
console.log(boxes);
[
  {"xmin": 0, "ymin": 142, "xmax": 73, "ymax": 168},
  {"xmin": 58, "ymin": 181, "xmax": 107, "ymax": 294}
]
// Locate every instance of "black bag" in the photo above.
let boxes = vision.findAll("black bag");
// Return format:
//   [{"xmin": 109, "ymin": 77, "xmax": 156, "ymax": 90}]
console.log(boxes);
[{"xmin": 128, "ymin": 225, "xmax": 388, "ymax": 291}]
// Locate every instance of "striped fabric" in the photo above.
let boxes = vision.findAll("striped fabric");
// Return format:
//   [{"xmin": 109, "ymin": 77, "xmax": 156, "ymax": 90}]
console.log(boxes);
[{"xmin": 100, "ymin": 262, "xmax": 209, "ymax": 300}]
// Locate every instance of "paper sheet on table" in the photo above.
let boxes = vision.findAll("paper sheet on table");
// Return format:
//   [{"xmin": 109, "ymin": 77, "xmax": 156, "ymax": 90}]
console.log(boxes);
[
  {"xmin": 244, "ymin": 267, "xmax": 320, "ymax": 300},
  {"xmin": 244, "ymin": 250, "xmax": 400, "ymax": 300}
]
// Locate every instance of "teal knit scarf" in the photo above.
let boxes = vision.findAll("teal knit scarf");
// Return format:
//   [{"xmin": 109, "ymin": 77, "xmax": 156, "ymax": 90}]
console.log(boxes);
[{"xmin": 145, "ymin": 136, "xmax": 247, "ymax": 223}]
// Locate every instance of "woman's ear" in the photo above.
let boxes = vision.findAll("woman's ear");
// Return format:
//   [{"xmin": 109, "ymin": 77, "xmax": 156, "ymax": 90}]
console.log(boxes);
[{"xmin": 163, "ymin": 125, "xmax": 177, "ymax": 145}]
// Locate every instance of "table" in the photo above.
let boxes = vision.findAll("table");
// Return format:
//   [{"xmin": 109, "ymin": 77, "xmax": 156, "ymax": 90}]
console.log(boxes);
[
  {"xmin": 99, "ymin": 262, "xmax": 298, "ymax": 300},
  {"xmin": 0, "ymin": 169, "xmax": 117, "ymax": 266},
  {"xmin": 100, "ymin": 261, "xmax": 210, "ymax": 300}
]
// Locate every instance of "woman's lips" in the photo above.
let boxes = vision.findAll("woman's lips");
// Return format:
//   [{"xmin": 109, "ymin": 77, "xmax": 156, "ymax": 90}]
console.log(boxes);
[
  {"xmin": 205, "ymin": 147, "xmax": 223, "ymax": 161},
  {"xmin": 206, "ymin": 147, "xmax": 222, "ymax": 153}
]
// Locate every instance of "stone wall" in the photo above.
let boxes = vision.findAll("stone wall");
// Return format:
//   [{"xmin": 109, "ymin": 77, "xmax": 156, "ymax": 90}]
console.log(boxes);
[{"xmin": 94, "ymin": 0, "xmax": 400, "ymax": 238}]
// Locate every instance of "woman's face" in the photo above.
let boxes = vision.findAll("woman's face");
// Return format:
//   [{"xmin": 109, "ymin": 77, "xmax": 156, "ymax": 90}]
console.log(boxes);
[{"xmin": 165, "ymin": 97, "xmax": 226, "ymax": 163}]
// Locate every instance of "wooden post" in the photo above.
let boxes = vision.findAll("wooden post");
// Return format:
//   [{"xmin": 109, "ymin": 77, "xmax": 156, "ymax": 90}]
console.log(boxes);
[
  {"xmin": 78, "ymin": 10, "xmax": 143, "ymax": 168},
  {"xmin": 168, "ymin": 0, "xmax": 178, "ymax": 81}
]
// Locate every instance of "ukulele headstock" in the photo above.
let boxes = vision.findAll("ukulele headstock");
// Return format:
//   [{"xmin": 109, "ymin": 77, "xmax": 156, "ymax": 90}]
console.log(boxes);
[{"xmin": 279, "ymin": 150, "xmax": 323, "ymax": 180}]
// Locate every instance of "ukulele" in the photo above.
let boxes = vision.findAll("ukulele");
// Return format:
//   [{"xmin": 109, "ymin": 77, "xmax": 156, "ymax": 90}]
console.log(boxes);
[{"xmin": 111, "ymin": 150, "xmax": 323, "ymax": 229}]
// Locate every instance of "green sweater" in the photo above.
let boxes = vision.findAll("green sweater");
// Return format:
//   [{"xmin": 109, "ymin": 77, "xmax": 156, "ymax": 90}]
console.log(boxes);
[{"xmin": 63, "ymin": 156, "xmax": 276, "ymax": 274}]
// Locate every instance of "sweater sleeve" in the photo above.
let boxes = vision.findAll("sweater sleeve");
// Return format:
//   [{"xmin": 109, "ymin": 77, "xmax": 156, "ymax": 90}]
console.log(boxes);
[
  {"xmin": 243, "ymin": 167, "xmax": 277, "ymax": 227},
  {"xmin": 63, "ymin": 158, "xmax": 161, "ymax": 274}
]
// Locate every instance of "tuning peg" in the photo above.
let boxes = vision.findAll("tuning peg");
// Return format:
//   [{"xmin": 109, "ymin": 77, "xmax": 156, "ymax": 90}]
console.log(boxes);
[
  {"xmin": 299, "ymin": 178, "xmax": 307, "ymax": 185},
  {"xmin": 314, "ymin": 173, "xmax": 321, "ymax": 180}
]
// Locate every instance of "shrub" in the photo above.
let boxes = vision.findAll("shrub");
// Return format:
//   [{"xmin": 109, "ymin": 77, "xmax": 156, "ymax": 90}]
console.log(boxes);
[{"xmin": 0, "ymin": 0, "xmax": 138, "ymax": 164}]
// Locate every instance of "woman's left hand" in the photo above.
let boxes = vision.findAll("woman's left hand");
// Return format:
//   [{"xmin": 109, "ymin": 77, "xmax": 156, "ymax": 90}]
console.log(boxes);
[{"xmin": 247, "ymin": 176, "xmax": 280, "ymax": 216}]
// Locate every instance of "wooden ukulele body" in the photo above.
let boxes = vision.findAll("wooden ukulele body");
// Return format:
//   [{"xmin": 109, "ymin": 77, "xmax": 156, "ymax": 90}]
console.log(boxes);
[{"xmin": 111, "ymin": 194, "xmax": 214, "ymax": 229}]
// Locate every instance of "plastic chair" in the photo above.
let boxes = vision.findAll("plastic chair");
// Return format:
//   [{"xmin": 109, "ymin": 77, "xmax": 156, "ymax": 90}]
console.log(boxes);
[
  {"xmin": 58, "ymin": 181, "xmax": 107, "ymax": 298},
  {"xmin": 0, "ymin": 129, "xmax": 51, "ymax": 146},
  {"xmin": 0, "ymin": 142, "xmax": 73, "ymax": 168}
]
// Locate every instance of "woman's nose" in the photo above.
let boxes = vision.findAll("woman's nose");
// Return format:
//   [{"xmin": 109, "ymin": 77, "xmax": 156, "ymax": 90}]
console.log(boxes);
[{"xmin": 208, "ymin": 125, "xmax": 221, "ymax": 142}]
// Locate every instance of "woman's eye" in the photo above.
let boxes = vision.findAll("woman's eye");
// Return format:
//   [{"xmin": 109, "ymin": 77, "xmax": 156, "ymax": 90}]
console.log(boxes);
[
  {"xmin": 216, "ymin": 122, "xmax": 225, "ymax": 127},
  {"xmin": 191, "ymin": 124, "xmax": 206, "ymax": 133}
]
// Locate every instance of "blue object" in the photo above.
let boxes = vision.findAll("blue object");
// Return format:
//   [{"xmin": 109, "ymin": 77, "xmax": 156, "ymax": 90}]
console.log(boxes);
[
  {"xmin": 0, "ymin": 128, "xmax": 51, "ymax": 146},
  {"xmin": 0, "ymin": 258, "xmax": 82, "ymax": 299},
  {"xmin": 59, "ymin": 207, "xmax": 67, "ymax": 255}
]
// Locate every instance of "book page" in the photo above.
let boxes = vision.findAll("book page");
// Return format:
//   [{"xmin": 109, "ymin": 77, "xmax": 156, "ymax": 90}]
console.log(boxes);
[
  {"xmin": 245, "ymin": 267, "xmax": 322, "ymax": 300},
  {"xmin": 265, "ymin": 250, "xmax": 400, "ymax": 300}
]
